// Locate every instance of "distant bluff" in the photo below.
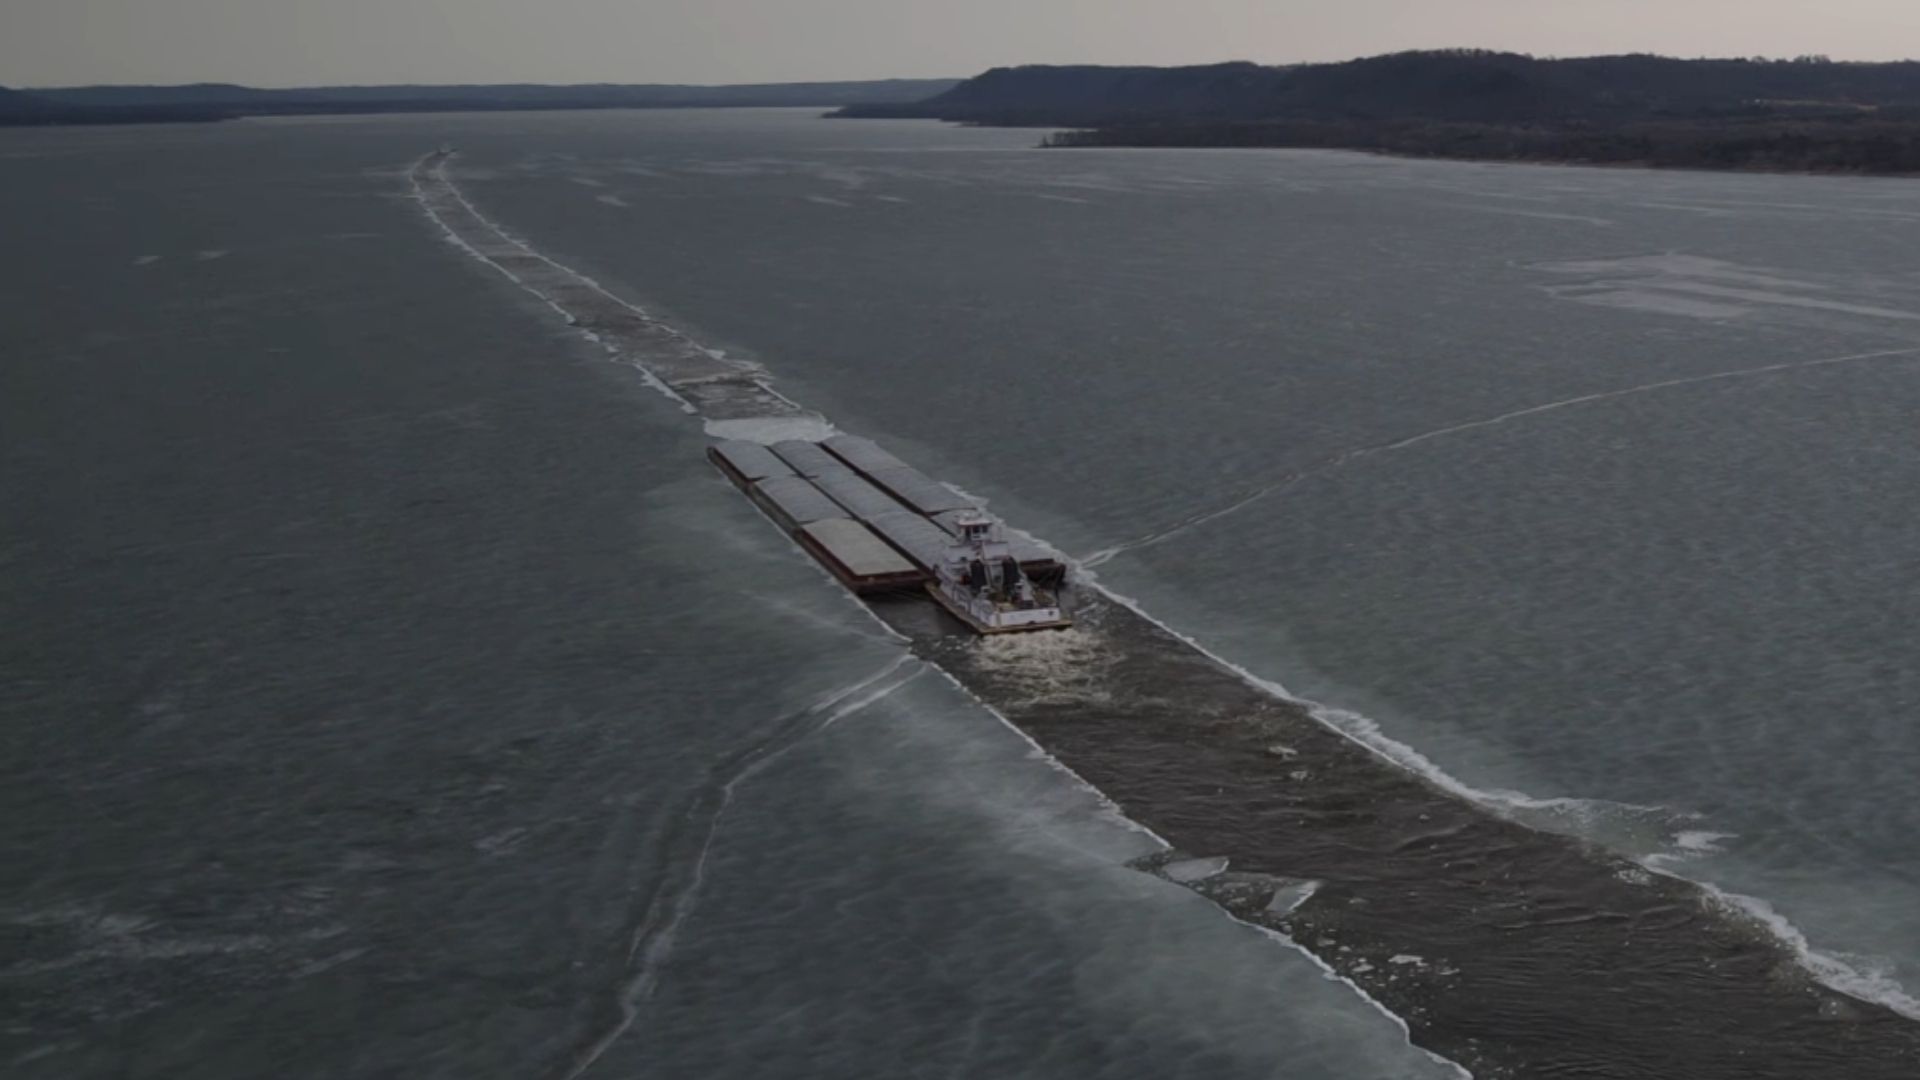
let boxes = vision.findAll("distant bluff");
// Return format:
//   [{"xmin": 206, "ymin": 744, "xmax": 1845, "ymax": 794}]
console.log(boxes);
[{"xmin": 834, "ymin": 51, "xmax": 1920, "ymax": 127}]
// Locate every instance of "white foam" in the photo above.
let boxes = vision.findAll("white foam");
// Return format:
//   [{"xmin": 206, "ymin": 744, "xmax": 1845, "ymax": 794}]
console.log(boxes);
[
  {"xmin": 971, "ymin": 626, "xmax": 1113, "ymax": 708},
  {"xmin": 196, "ymin": 249, "xmax": 229, "ymax": 261},
  {"xmin": 1624, "ymin": 827, "xmax": 1920, "ymax": 1019},
  {"xmin": 1694, "ymin": 881, "xmax": 1920, "ymax": 1021},
  {"xmin": 1071, "ymin": 565, "xmax": 1667, "ymax": 823},
  {"xmin": 1674, "ymin": 829, "xmax": 1736, "ymax": 852},
  {"xmin": 1641, "ymin": 829, "xmax": 1738, "ymax": 872},
  {"xmin": 1311, "ymin": 704, "xmax": 1675, "ymax": 822},
  {"xmin": 132, "ymin": 255, "xmax": 162, "ymax": 266}
]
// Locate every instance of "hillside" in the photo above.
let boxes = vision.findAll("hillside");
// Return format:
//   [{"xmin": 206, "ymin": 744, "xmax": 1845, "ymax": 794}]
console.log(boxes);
[
  {"xmin": 0, "ymin": 84, "xmax": 232, "ymax": 126},
  {"xmin": 35, "ymin": 78, "xmax": 961, "ymax": 116},
  {"xmin": 0, "ymin": 85, "xmax": 68, "ymax": 120},
  {"xmin": 837, "ymin": 52, "xmax": 1920, "ymax": 174},
  {"xmin": 842, "ymin": 53, "xmax": 1920, "ymax": 126}
]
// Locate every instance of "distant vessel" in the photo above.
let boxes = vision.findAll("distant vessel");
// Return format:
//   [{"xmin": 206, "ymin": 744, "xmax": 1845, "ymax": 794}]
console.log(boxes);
[{"xmin": 928, "ymin": 514, "xmax": 1071, "ymax": 634}]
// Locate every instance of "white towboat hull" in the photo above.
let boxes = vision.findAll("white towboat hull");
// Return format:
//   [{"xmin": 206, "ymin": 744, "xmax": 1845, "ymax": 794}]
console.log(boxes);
[{"xmin": 928, "ymin": 582, "xmax": 1073, "ymax": 635}]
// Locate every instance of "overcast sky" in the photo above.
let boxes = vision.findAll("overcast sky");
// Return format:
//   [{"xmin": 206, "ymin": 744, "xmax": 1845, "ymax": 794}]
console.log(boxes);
[{"xmin": 11, "ymin": 0, "xmax": 1920, "ymax": 88}]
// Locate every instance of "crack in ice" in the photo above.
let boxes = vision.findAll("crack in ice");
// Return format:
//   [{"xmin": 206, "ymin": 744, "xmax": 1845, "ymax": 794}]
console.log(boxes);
[
  {"xmin": 1081, "ymin": 344, "xmax": 1920, "ymax": 567},
  {"xmin": 549, "ymin": 656, "xmax": 922, "ymax": 1080}
]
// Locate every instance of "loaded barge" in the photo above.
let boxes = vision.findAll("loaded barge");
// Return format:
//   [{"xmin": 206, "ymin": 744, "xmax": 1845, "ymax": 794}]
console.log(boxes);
[{"xmin": 709, "ymin": 435, "xmax": 1070, "ymax": 633}]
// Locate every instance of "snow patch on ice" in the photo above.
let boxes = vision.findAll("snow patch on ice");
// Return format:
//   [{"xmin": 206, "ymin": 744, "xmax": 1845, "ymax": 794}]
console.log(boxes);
[
  {"xmin": 1268, "ymin": 880, "xmax": 1321, "ymax": 915},
  {"xmin": 1165, "ymin": 857, "xmax": 1231, "ymax": 883},
  {"xmin": 703, "ymin": 415, "xmax": 839, "ymax": 444}
]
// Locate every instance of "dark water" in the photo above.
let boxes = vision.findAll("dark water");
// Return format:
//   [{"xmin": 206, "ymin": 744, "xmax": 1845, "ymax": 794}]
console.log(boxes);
[{"xmin": 10, "ymin": 107, "xmax": 1920, "ymax": 1076}]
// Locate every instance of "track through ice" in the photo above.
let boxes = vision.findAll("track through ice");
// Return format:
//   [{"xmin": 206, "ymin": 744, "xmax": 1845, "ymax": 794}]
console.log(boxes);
[{"xmin": 410, "ymin": 151, "xmax": 829, "ymax": 430}]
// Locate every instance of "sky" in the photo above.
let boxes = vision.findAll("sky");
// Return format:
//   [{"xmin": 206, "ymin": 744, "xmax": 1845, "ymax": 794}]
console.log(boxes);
[{"xmin": 10, "ymin": 0, "xmax": 1920, "ymax": 88}]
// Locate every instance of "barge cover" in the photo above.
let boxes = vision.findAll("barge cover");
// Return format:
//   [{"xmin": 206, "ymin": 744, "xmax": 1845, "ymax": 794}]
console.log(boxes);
[
  {"xmin": 750, "ymin": 476, "xmax": 845, "ymax": 531},
  {"xmin": 811, "ymin": 466, "xmax": 910, "ymax": 520},
  {"xmin": 708, "ymin": 440, "xmax": 796, "ymax": 487},
  {"xmin": 796, "ymin": 519, "xmax": 925, "ymax": 594},
  {"xmin": 866, "ymin": 465, "xmax": 978, "ymax": 516},
  {"xmin": 823, "ymin": 434, "xmax": 908, "ymax": 475},
  {"xmin": 865, "ymin": 510, "xmax": 955, "ymax": 572},
  {"xmin": 770, "ymin": 439, "xmax": 844, "ymax": 478}
]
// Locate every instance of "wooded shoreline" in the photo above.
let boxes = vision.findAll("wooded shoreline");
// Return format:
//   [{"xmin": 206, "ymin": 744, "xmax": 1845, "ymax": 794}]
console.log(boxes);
[
  {"xmin": 838, "ymin": 51, "xmax": 1920, "ymax": 177},
  {"xmin": 1039, "ymin": 116, "xmax": 1920, "ymax": 176}
]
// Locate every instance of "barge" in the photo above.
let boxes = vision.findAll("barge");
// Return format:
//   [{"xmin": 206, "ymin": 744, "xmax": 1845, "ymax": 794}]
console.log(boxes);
[
  {"xmin": 794, "ymin": 519, "xmax": 924, "ymax": 595},
  {"xmin": 707, "ymin": 436, "xmax": 1070, "ymax": 633}
]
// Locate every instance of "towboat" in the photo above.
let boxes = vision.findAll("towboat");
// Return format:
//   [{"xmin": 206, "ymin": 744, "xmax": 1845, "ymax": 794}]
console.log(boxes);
[{"xmin": 928, "ymin": 513, "xmax": 1072, "ymax": 634}]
